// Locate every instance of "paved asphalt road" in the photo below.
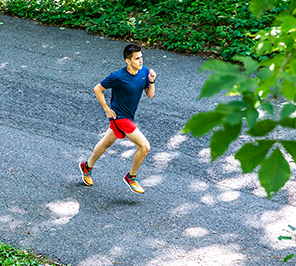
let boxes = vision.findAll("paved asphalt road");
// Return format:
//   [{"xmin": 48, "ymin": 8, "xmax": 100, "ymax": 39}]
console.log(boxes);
[{"xmin": 1, "ymin": 13, "xmax": 296, "ymax": 266}]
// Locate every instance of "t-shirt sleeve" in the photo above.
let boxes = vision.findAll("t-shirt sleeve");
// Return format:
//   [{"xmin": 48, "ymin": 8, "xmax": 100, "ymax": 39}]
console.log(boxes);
[{"xmin": 100, "ymin": 72, "xmax": 117, "ymax": 89}]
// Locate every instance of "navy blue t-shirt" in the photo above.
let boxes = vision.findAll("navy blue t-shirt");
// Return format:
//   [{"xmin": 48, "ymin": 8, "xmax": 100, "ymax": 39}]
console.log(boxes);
[{"xmin": 100, "ymin": 66, "xmax": 150, "ymax": 121}]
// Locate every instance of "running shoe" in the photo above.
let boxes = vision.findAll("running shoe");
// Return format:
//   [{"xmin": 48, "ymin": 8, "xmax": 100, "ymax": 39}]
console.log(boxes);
[
  {"xmin": 79, "ymin": 161, "xmax": 93, "ymax": 186},
  {"xmin": 123, "ymin": 173, "xmax": 145, "ymax": 194}
]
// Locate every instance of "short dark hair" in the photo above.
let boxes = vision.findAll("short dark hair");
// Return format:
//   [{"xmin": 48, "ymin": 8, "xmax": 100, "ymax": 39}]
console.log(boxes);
[{"xmin": 123, "ymin": 44, "xmax": 141, "ymax": 60}]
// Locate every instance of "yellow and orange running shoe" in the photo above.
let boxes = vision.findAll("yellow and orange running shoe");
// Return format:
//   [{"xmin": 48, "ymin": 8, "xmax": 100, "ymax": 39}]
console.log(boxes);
[
  {"xmin": 123, "ymin": 173, "xmax": 145, "ymax": 194},
  {"xmin": 79, "ymin": 161, "xmax": 93, "ymax": 186}
]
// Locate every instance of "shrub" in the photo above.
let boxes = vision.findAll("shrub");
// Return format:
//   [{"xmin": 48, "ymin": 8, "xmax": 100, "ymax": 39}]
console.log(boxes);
[{"xmin": 0, "ymin": 0, "xmax": 290, "ymax": 60}]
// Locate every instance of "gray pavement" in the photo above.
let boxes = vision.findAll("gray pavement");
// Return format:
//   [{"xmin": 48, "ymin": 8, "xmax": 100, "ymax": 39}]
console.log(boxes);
[{"xmin": 1, "ymin": 13, "xmax": 296, "ymax": 266}]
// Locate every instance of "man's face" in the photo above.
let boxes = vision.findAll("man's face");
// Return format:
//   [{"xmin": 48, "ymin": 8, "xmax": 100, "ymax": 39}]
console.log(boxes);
[{"xmin": 127, "ymin": 51, "xmax": 143, "ymax": 70}]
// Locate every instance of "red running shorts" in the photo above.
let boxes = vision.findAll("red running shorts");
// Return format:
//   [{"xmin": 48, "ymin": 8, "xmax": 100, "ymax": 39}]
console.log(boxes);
[{"xmin": 109, "ymin": 118, "xmax": 137, "ymax": 139}]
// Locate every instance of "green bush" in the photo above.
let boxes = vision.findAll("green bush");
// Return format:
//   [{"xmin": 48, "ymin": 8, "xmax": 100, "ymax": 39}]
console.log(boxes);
[
  {"xmin": 0, "ymin": 0, "xmax": 290, "ymax": 59},
  {"xmin": 0, "ymin": 242, "xmax": 65, "ymax": 265}
]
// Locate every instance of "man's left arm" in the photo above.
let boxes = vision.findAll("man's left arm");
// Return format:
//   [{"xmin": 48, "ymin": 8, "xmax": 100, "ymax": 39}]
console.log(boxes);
[{"xmin": 145, "ymin": 69, "xmax": 156, "ymax": 99}]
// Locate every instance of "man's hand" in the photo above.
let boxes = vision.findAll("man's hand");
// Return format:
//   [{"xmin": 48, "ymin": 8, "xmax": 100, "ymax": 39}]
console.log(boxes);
[
  {"xmin": 104, "ymin": 107, "xmax": 116, "ymax": 119},
  {"xmin": 148, "ymin": 69, "xmax": 156, "ymax": 83}
]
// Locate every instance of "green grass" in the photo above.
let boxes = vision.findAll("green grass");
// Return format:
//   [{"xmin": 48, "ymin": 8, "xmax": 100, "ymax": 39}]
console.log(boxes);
[
  {"xmin": 0, "ymin": 242, "xmax": 68, "ymax": 266},
  {"xmin": 0, "ymin": 0, "xmax": 290, "ymax": 60}
]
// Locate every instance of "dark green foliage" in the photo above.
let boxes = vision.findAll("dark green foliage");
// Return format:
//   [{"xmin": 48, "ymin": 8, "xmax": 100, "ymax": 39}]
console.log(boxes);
[{"xmin": 0, "ymin": 0, "xmax": 290, "ymax": 60}]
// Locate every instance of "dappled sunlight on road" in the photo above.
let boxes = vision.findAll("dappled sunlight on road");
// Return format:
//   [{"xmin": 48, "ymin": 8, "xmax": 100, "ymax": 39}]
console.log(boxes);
[
  {"xmin": 188, "ymin": 178, "xmax": 241, "ymax": 205},
  {"xmin": 217, "ymin": 173, "xmax": 258, "ymax": 190},
  {"xmin": 0, "ymin": 214, "xmax": 23, "ymax": 230},
  {"xmin": 117, "ymin": 139, "xmax": 136, "ymax": 148},
  {"xmin": 171, "ymin": 202, "xmax": 199, "ymax": 217},
  {"xmin": 146, "ymin": 244, "xmax": 245, "ymax": 266},
  {"xmin": 0, "ymin": 62, "xmax": 8, "ymax": 68},
  {"xmin": 57, "ymin": 56, "xmax": 71, "ymax": 64},
  {"xmin": 245, "ymin": 205, "xmax": 296, "ymax": 250},
  {"xmin": 189, "ymin": 180, "xmax": 209, "ymax": 192},
  {"xmin": 166, "ymin": 133, "xmax": 188, "ymax": 149},
  {"xmin": 78, "ymin": 254, "xmax": 115, "ymax": 266},
  {"xmin": 121, "ymin": 148, "xmax": 136, "ymax": 159},
  {"xmin": 46, "ymin": 199, "xmax": 80, "ymax": 225},
  {"xmin": 197, "ymin": 148, "xmax": 211, "ymax": 163},
  {"xmin": 142, "ymin": 174, "xmax": 163, "ymax": 187},
  {"xmin": 153, "ymin": 151, "xmax": 179, "ymax": 171},
  {"xmin": 252, "ymin": 187, "xmax": 268, "ymax": 198},
  {"xmin": 218, "ymin": 190, "xmax": 241, "ymax": 202},
  {"xmin": 200, "ymin": 194, "xmax": 216, "ymax": 206},
  {"xmin": 183, "ymin": 227, "xmax": 209, "ymax": 238},
  {"xmin": 221, "ymin": 155, "xmax": 241, "ymax": 173}
]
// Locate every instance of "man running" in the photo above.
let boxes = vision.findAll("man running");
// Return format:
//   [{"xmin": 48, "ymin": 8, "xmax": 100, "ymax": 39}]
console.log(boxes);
[{"xmin": 79, "ymin": 44, "xmax": 156, "ymax": 194}]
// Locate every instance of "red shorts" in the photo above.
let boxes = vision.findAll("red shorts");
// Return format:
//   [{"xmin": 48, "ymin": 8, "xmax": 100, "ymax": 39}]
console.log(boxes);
[{"xmin": 109, "ymin": 118, "xmax": 137, "ymax": 139}]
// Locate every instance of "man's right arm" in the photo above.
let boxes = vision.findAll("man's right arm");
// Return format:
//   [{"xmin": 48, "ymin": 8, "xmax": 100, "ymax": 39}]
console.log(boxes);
[{"xmin": 94, "ymin": 83, "xmax": 116, "ymax": 119}]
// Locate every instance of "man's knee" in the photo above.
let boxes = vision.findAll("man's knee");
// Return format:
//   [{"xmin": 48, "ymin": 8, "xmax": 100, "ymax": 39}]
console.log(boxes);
[{"xmin": 141, "ymin": 141, "xmax": 150, "ymax": 155}]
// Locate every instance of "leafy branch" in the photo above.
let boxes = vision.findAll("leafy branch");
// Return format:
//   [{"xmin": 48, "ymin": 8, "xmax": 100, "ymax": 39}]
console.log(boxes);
[{"xmin": 184, "ymin": 0, "xmax": 296, "ymax": 198}]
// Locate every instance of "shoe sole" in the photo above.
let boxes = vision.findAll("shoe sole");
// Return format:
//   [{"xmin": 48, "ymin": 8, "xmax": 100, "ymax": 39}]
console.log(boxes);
[
  {"xmin": 123, "ymin": 177, "xmax": 144, "ymax": 194},
  {"xmin": 79, "ymin": 163, "xmax": 93, "ymax": 186}
]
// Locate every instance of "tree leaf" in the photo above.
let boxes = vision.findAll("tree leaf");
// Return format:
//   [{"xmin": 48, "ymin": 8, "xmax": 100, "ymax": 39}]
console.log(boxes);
[
  {"xmin": 280, "ymin": 117, "xmax": 296, "ymax": 128},
  {"xmin": 281, "ymin": 79, "xmax": 296, "ymax": 101},
  {"xmin": 199, "ymin": 60, "xmax": 240, "ymax": 75},
  {"xmin": 222, "ymin": 111, "xmax": 245, "ymax": 126},
  {"xmin": 281, "ymin": 103, "xmax": 296, "ymax": 119},
  {"xmin": 283, "ymin": 254, "xmax": 295, "ymax": 263},
  {"xmin": 256, "ymin": 67, "xmax": 273, "ymax": 80},
  {"xmin": 281, "ymin": 141, "xmax": 296, "ymax": 164},
  {"xmin": 199, "ymin": 60, "xmax": 245, "ymax": 98},
  {"xmin": 215, "ymin": 102, "xmax": 246, "ymax": 126},
  {"xmin": 249, "ymin": 0, "xmax": 280, "ymax": 18},
  {"xmin": 261, "ymin": 101, "xmax": 274, "ymax": 116},
  {"xmin": 247, "ymin": 119, "xmax": 277, "ymax": 136},
  {"xmin": 237, "ymin": 78, "xmax": 258, "ymax": 93},
  {"xmin": 259, "ymin": 148, "xmax": 291, "ymax": 198},
  {"xmin": 210, "ymin": 122, "xmax": 242, "ymax": 161},
  {"xmin": 232, "ymin": 55, "xmax": 259, "ymax": 76},
  {"xmin": 283, "ymin": 71, "xmax": 296, "ymax": 86},
  {"xmin": 276, "ymin": 14, "xmax": 296, "ymax": 33},
  {"xmin": 288, "ymin": 225, "xmax": 296, "ymax": 231},
  {"xmin": 278, "ymin": 236, "xmax": 293, "ymax": 241},
  {"xmin": 235, "ymin": 140, "xmax": 275, "ymax": 173},
  {"xmin": 183, "ymin": 111, "xmax": 224, "ymax": 137},
  {"xmin": 255, "ymin": 75, "xmax": 275, "ymax": 98},
  {"xmin": 245, "ymin": 108, "xmax": 259, "ymax": 129},
  {"xmin": 200, "ymin": 74, "xmax": 245, "ymax": 98}
]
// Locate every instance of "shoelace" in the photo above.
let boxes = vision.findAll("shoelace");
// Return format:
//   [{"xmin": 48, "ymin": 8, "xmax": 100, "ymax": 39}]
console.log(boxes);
[
  {"xmin": 129, "ymin": 176, "xmax": 140, "ymax": 183},
  {"xmin": 84, "ymin": 168, "xmax": 92, "ymax": 177}
]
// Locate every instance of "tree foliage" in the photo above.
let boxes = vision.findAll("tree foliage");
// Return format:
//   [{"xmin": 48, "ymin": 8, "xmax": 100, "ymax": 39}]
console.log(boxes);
[
  {"xmin": 184, "ymin": 0, "xmax": 296, "ymax": 198},
  {"xmin": 0, "ymin": 0, "xmax": 291, "ymax": 60}
]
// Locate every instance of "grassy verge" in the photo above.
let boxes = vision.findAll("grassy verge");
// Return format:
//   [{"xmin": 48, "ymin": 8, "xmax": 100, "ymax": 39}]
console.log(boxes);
[
  {"xmin": 0, "ymin": 242, "xmax": 69, "ymax": 266},
  {"xmin": 0, "ymin": 0, "xmax": 290, "ymax": 60}
]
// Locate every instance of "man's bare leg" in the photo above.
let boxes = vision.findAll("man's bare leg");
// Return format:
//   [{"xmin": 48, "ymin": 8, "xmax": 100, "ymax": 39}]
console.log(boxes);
[
  {"xmin": 126, "ymin": 128, "xmax": 150, "ymax": 176},
  {"xmin": 87, "ymin": 128, "xmax": 117, "ymax": 168}
]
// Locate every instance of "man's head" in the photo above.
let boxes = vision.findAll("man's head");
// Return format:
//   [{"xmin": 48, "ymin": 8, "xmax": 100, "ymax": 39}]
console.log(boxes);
[
  {"xmin": 124, "ymin": 44, "xmax": 143, "ymax": 73},
  {"xmin": 123, "ymin": 44, "xmax": 142, "ymax": 60}
]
